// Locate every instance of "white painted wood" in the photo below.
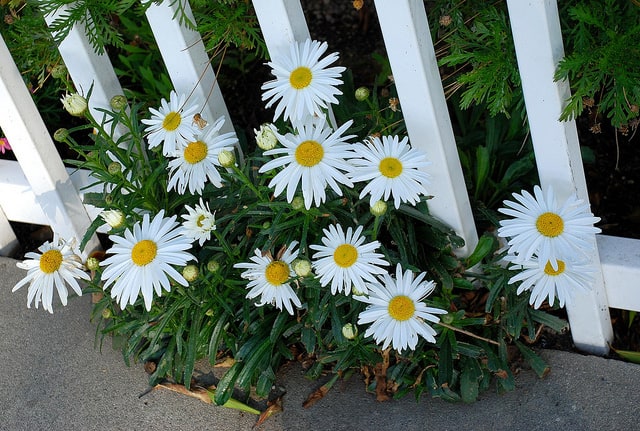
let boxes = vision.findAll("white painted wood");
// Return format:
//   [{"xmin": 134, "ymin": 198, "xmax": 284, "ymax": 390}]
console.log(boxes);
[
  {"xmin": 0, "ymin": 160, "xmax": 104, "ymax": 230},
  {"xmin": 43, "ymin": 5, "xmax": 125, "ymax": 128},
  {"xmin": 597, "ymin": 235, "xmax": 640, "ymax": 312},
  {"xmin": 0, "ymin": 205, "xmax": 19, "ymax": 257},
  {"xmin": 374, "ymin": 0, "xmax": 478, "ymax": 257},
  {"xmin": 145, "ymin": 0, "xmax": 236, "ymax": 138},
  {"xmin": 0, "ymin": 34, "xmax": 101, "ymax": 254},
  {"xmin": 506, "ymin": 0, "xmax": 612, "ymax": 354},
  {"xmin": 251, "ymin": 0, "xmax": 310, "ymax": 58}
]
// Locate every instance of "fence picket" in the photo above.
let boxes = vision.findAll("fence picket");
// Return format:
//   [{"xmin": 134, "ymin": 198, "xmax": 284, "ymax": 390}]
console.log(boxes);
[
  {"xmin": 44, "ymin": 5, "xmax": 125, "ymax": 127},
  {"xmin": 506, "ymin": 0, "xmax": 613, "ymax": 354},
  {"xmin": 375, "ymin": 0, "xmax": 478, "ymax": 257},
  {"xmin": 145, "ymin": 0, "xmax": 236, "ymax": 138},
  {"xmin": 0, "ymin": 34, "xmax": 100, "ymax": 254}
]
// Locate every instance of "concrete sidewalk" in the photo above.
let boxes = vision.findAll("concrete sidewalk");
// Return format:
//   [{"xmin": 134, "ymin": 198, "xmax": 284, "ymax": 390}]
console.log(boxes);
[{"xmin": 1, "ymin": 255, "xmax": 640, "ymax": 431}]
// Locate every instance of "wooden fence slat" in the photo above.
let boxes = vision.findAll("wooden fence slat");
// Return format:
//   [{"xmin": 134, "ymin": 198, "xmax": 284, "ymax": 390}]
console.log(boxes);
[
  {"xmin": 145, "ymin": 0, "xmax": 236, "ymax": 138},
  {"xmin": 506, "ymin": 0, "xmax": 612, "ymax": 354},
  {"xmin": 252, "ymin": 0, "xmax": 310, "ymax": 58},
  {"xmin": 374, "ymin": 0, "xmax": 478, "ymax": 257},
  {"xmin": 43, "ymin": 5, "xmax": 125, "ymax": 127},
  {"xmin": 0, "ymin": 34, "xmax": 100, "ymax": 254}
]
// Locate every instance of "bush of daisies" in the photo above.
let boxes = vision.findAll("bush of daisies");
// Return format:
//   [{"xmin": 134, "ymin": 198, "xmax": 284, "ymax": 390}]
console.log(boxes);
[{"xmin": 13, "ymin": 38, "xmax": 601, "ymax": 405}]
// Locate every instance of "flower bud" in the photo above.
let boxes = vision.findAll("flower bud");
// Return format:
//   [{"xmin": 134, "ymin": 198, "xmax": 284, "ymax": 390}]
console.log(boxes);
[
  {"xmin": 104, "ymin": 194, "xmax": 114, "ymax": 205},
  {"xmin": 61, "ymin": 93, "xmax": 88, "ymax": 117},
  {"xmin": 255, "ymin": 123, "xmax": 278, "ymax": 150},
  {"xmin": 205, "ymin": 308, "xmax": 215, "ymax": 317},
  {"xmin": 291, "ymin": 196, "xmax": 305, "ymax": 211},
  {"xmin": 262, "ymin": 221, "xmax": 271, "ymax": 229},
  {"xmin": 107, "ymin": 161, "xmax": 122, "ymax": 175},
  {"xmin": 351, "ymin": 285, "xmax": 365, "ymax": 296},
  {"xmin": 355, "ymin": 87, "xmax": 370, "ymax": 102},
  {"xmin": 292, "ymin": 258, "xmax": 312, "ymax": 277},
  {"xmin": 217, "ymin": 149, "xmax": 236, "ymax": 167},
  {"xmin": 110, "ymin": 95, "xmax": 128, "ymax": 111},
  {"xmin": 53, "ymin": 128, "xmax": 69, "ymax": 142},
  {"xmin": 86, "ymin": 256, "xmax": 101, "ymax": 271},
  {"xmin": 207, "ymin": 259, "xmax": 220, "ymax": 273},
  {"xmin": 182, "ymin": 264, "xmax": 199, "ymax": 283},
  {"xmin": 370, "ymin": 200, "xmax": 387, "ymax": 217},
  {"xmin": 101, "ymin": 308, "xmax": 112, "ymax": 319},
  {"xmin": 342, "ymin": 323, "xmax": 358, "ymax": 340},
  {"xmin": 100, "ymin": 209, "xmax": 125, "ymax": 229},
  {"xmin": 51, "ymin": 64, "xmax": 67, "ymax": 79}
]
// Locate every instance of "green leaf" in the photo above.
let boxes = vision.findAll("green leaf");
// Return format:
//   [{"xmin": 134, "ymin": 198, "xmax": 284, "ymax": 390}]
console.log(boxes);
[
  {"xmin": 460, "ymin": 357, "xmax": 482, "ymax": 403},
  {"xmin": 213, "ymin": 362, "xmax": 242, "ymax": 406},
  {"xmin": 206, "ymin": 389, "xmax": 260, "ymax": 415},
  {"xmin": 515, "ymin": 340, "xmax": 550, "ymax": 378},
  {"xmin": 611, "ymin": 346, "xmax": 640, "ymax": 364},
  {"xmin": 466, "ymin": 234, "xmax": 496, "ymax": 268}
]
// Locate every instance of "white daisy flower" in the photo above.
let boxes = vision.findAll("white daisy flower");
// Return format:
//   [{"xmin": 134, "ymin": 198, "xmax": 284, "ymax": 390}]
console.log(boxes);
[
  {"xmin": 141, "ymin": 90, "xmax": 200, "ymax": 156},
  {"xmin": 355, "ymin": 264, "xmax": 447, "ymax": 353},
  {"xmin": 310, "ymin": 224, "xmax": 388, "ymax": 295},
  {"xmin": 100, "ymin": 210, "xmax": 195, "ymax": 311},
  {"xmin": 258, "ymin": 117, "xmax": 355, "ymax": 209},
  {"xmin": 507, "ymin": 256, "xmax": 596, "ymax": 309},
  {"xmin": 234, "ymin": 242, "xmax": 302, "ymax": 315},
  {"xmin": 497, "ymin": 185, "xmax": 601, "ymax": 269},
  {"xmin": 261, "ymin": 38, "xmax": 345, "ymax": 123},
  {"xmin": 12, "ymin": 235, "xmax": 90, "ymax": 314},
  {"xmin": 181, "ymin": 198, "xmax": 216, "ymax": 246},
  {"xmin": 167, "ymin": 116, "xmax": 238, "ymax": 195},
  {"xmin": 349, "ymin": 135, "xmax": 431, "ymax": 209}
]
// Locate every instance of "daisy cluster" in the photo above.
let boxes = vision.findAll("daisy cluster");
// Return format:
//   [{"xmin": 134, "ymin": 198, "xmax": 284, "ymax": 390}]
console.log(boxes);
[
  {"xmin": 497, "ymin": 185, "xmax": 601, "ymax": 309},
  {"xmin": 11, "ymin": 38, "xmax": 445, "ymax": 356}
]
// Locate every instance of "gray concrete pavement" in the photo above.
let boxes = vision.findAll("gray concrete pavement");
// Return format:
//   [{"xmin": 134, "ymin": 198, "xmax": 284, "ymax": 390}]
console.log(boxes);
[{"xmin": 1, "ymin": 255, "xmax": 640, "ymax": 431}]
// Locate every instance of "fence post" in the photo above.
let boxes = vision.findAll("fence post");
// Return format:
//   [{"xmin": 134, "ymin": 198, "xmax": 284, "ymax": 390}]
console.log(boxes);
[
  {"xmin": 145, "ymin": 0, "xmax": 236, "ymax": 139},
  {"xmin": 252, "ymin": 0, "xmax": 310, "ymax": 58},
  {"xmin": 374, "ymin": 0, "xmax": 479, "ymax": 257},
  {"xmin": 506, "ymin": 0, "xmax": 612, "ymax": 354},
  {"xmin": 0, "ymin": 34, "xmax": 100, "ymax": 254}
]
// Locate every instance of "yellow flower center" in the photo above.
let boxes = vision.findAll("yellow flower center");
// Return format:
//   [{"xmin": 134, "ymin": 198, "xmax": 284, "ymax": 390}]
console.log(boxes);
[
  {"xmin": 536, "ymin": 212, "xmax": 564, "ymax": 237},
  {"xmin": 295, "ymin": 140, "xmax": 324, "ymax": 167},
  {"xmin": 162, "ymin": 111, "xmax": 182, "ymax": 131},
  {"xmin": 184, "ymin": 140, "xmax": 208, "ymax": 164},
  {"xmin": 131, "ymin": 239, "xmax": 158, "ymax": 266},
  {"xmin": 333, "ymin": 244, "xmax": 358, "ymax": 268},
  {"xmin": 388, "ymin": 295, "xmax": 415, "ymax": 321},
  {"xmin": 39, "ymin": 249, "xmax": 63, "ymax": 274},
  {"xmin": 379, "ymin": 157, "xmax": 403, "ymax": 178},
  {"xmin": 544, "ymin": 260, "xmax": 566, "ymax": 276},
  {"xmin": 265, "ymin": 261, "xmax": 290, "ymax": 285},
  {"xmin": 196, "ymin": 214, "xmax": 206, "ymax": 228},
  {"xmin": 290, "ymin": 66, "xmax": 313, "ymax": 89}
]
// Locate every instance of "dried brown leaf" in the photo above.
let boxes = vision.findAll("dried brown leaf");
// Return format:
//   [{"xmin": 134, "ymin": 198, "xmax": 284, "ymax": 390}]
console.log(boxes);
[
  {"xmin": 155, "ymin": 382, "xmax": 212, "ymax": 404},
  {"xmin": 254, "ymin": 396, "xmax": 283, "ymax": 428}
]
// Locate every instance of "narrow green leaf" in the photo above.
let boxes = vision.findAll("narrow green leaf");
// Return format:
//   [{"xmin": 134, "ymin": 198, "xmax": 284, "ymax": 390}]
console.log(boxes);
[
  {"xmin": 611, "ymin": 346, "xmax": 640, "ymax": 364},
  {"xmin": 515, "ymin": 340, "xmax": 550, "ymax": 378}
]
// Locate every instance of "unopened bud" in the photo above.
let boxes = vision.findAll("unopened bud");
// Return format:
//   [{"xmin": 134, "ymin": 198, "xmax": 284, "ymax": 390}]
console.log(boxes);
[
  {"xmin": 51, "ymin": 64, "xmax": 67, "ymax": 79},
  {"xmin": 86, "ymin": 257, "xmax": 101, "ymax": 271},
  {"xmin": 53, "ymin": 128, "xmax": 69, "ymax": 142},
  {"xmin": 217, "ymin": 149, "xmax": 236, "ymax": 167},
  {"xmin": 355, "ymin": 87, "xmax": 370, "ymax": 102},
  {"xmin": 370, "ymin": 200, "xmax": 387, "ymax": 217},
  {"xmin": 101, "ymin": 308, "xmax": 112, "ymax": 319},
  {"xmin": 255, "ymin": 124, "xmax": 278, "ymax": 150},
  {"xmin": 342, "ymin": 323, "xmax": 358, "ymax": 340},
  {"xmin": 110, "ymin": 95, "xmax": 128, "ymax": 111},
  {"xmin": 291, "ymin": 196, "xmax": 305, "ymax": 211},
  {"xmin": 61, "ymin": 93, "xmax": 88, "ymax": 117},
  {"xmin": 207, "ymin": 260, "xmax": 220, "ymax": 273},
  {"xmin": 100, "ymin": 209, "xmax": 125, "ymax": 229},
  {"xmin": 292, "ymin": 258, "xmax": 312, "ymax": 277},
  {"xmin": 108, "ymin": 162, "xmax": 122, "ymax": 175},
  {"xmin": 182, "ymin": 264, "xmax": 199, "ymax": 282}
]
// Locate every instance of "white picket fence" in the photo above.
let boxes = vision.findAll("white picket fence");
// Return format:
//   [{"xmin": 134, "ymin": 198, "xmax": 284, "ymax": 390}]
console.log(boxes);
[{"xmin": 1, "ymin": 0, "xmax": 639, "ymax": 355}]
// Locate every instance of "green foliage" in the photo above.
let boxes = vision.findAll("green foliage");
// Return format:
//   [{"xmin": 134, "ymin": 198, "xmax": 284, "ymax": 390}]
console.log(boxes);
[
  {"xmin": 437, "ymin": 5, "xmax": 521, "ymax": 118},
  {"xmin": 555, "ymin": 0, "xmax": 640, "ymax": 128},
  {"xmin": 433, "ymin": 0, "xmax": 640, "ymax": 129}
]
